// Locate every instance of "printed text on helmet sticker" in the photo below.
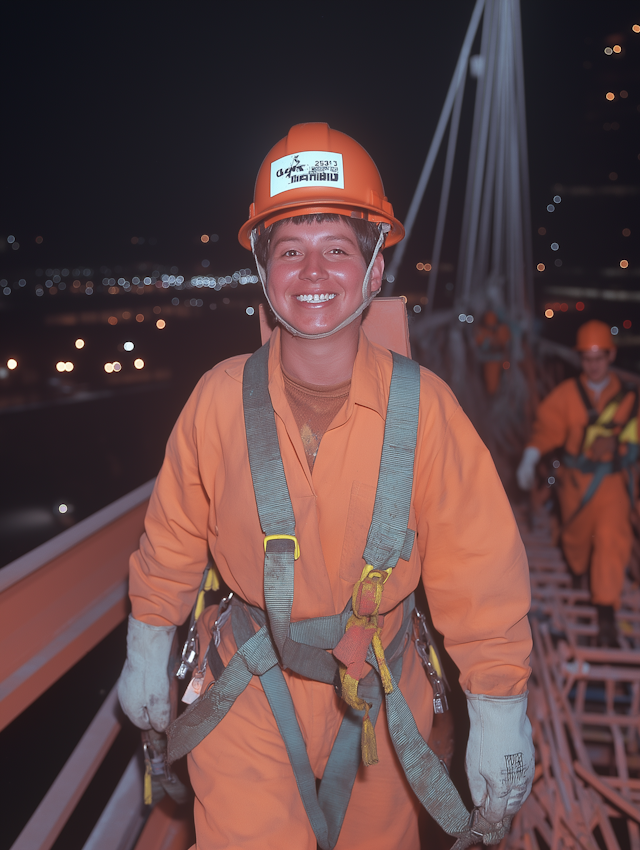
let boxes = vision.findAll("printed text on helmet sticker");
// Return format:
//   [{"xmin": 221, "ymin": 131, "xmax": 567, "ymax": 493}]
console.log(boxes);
[{"xmin": 270, "ymin": 151, "xmax": 344, "ymax": 197}]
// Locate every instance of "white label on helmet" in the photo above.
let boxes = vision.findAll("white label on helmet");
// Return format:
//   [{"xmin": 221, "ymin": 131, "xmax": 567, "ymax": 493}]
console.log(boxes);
[{"xmin": 270, "ymin": 151, "xmax": 344, "ymax": 197}]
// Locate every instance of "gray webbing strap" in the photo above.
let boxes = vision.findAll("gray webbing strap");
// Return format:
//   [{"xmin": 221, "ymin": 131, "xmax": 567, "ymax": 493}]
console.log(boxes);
[
  {"xmin": 166, "ymin": 623, "xmax": 279, "ymax": 763},
  {"xmin": 239, "ymin": 596, "xmax": 412, "ymax": 850},
  {"xmin": 363, "ymin": 352, "xmax": 420, "ymax": 569},
  {"xmin": 242, "ymin": 342, "xmax": 296, "ymax": 537},
  {"xmin": 243, "ymin": 343, "xmax": 339, "ymax": 681},
  {"xmin": 168, "ymin": 598, "xmax": 350, "ymax": 764},
  {"xmin": 242, "ymin": 344, "xmax": 295, "ymax": 662},
  {"xmin": 368, "ymin": 653, "xmax": 471, "ymax": 836}
]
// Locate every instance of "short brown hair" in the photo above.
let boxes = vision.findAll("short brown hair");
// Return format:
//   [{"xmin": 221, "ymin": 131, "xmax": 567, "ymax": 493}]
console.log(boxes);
[{"xmin": 253, "ymin": 214, "xmax": 384, "ymax": 269}]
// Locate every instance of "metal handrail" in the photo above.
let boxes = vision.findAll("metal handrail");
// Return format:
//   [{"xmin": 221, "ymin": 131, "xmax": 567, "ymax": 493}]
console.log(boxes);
[
  {"xmin": 0, "ymin": 479, "xmax": 155, "ymax": 595},
  {"xmin": 2, "ymin": 477, "xmax": 193, "ymax": 850},
  {"xmin": 0, "ymin": 479, "xmax": 154, "ymax": 732},
  {"xmin": 11, "ymin": 686, "xmax": 123, "ymax": 850}
]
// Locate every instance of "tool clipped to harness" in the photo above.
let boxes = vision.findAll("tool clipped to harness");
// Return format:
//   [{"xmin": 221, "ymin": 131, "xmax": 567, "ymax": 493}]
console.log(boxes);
[
  {"xmin": 413, "ymin": 608, "xmax": 449, "ymax": 714},
  {"xmin": 176, "ymin": 562, "xmax": 220, "ymax": 680},
  {"xmin": 182, "ymin": 593, "xmax": 234, "ymax": 705}
]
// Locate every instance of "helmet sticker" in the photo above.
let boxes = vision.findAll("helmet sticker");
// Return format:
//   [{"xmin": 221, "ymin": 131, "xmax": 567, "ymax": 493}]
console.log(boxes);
[{"xmin": 270, "ymin": 151, "xmax": 344, "ymax": 197}]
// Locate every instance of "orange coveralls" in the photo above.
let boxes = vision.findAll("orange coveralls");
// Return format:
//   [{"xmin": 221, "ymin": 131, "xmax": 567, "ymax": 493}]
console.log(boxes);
[
  {"xmin": 529, "ymin": 374, "xmax": 636, "ymax": 608},
  {"xmin": 475, "ymin": 319, "xmax": 511, "ymax": 395},
  {"xmin": 129, "ymin": 328, "xmax": 532, "ymax": 850}
]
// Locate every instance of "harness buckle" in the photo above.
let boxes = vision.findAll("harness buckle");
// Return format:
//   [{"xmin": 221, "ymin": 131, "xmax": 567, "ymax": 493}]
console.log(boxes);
[
  {"xmin": 264, "ymin": 534, "xmax": 300, "ymax": 559},
  {"xmin": 361, "ymin": 563, "xmax": 393, "ymax": 583}
]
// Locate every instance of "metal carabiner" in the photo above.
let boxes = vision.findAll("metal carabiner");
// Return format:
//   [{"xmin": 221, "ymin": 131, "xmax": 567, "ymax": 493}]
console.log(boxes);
[
  {"xmin": 412, "ymin": 609, "xmax": 449, "ymax": 713},
  {"xmin": 211, "ymin": 592, "xmax": 234, "ymax": 648},
  {"xmin": 176, "ymin": 622, "xmax": 199, "ymax": 680}
]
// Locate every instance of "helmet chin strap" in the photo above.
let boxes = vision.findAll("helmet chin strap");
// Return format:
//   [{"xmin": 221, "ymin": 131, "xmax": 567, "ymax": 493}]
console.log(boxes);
[{"xmin": 250, "ymin": 223, "xmax": 389, "ymax": 341}]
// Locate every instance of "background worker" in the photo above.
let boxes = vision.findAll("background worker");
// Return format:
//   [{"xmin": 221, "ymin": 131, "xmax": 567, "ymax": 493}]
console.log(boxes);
[
  {"xmin": 517, "ymin": 320, "xmax": 638, "ymax": 646},
  {"xmin": 475, "ymin": 310, "xmax": 511, "ymax": 395},
  {"xmin": 118, "ymin": 123, "xmax": 534, "ymax": 849}
]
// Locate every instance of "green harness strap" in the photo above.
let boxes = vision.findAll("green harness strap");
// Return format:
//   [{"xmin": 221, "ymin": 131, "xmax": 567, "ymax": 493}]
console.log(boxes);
[{"xmin": 167, "ymin": 340, "xmax": 476, "ymax": 850}]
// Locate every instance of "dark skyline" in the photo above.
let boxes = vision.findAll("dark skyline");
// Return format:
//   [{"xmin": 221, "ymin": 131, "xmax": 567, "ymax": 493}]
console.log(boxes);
[{"xmin": 2, "ymin": 2, "xmax": 639, "ymax": 290}]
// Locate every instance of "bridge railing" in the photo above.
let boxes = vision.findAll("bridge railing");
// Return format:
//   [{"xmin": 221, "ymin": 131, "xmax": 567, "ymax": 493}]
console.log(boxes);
[{"xmin": 1, "ymin": 479, "xmax": 194, "ymax": 850}]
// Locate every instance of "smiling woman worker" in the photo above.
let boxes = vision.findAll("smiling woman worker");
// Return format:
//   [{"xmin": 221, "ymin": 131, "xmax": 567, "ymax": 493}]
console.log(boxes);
[{"xmin": 118, "ymin": 123, "xmax": 534, "ymax": 850}]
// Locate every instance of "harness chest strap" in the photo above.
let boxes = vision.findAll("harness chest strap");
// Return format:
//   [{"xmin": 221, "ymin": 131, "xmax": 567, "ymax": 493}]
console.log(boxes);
[
  {"xmin": 562, "ymin": 378, "xmax": 639, "ymax": 518},
  {"xmin": 167, "ymin": 341, "xmax": 483, "ymax": 850}
]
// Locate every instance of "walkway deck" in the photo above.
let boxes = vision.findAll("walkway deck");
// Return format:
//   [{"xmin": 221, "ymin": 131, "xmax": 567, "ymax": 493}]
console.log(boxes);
[{"xmin": 506, "ymin": 505, "xmax": 640, "ymax": 850}]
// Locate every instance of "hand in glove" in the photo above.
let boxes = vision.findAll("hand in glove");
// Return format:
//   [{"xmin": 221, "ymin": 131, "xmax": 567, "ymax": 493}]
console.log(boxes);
[
  {"xmin": 118, "ymin": 615, "xmax": 176, "ymax": 731},
  {"xmin": 465, "ymin": 693, "xmax": 535, "ymax": 825},
  {"xmin": 516, "ymin": 447, "xmax": 541, "ymax": 491}
]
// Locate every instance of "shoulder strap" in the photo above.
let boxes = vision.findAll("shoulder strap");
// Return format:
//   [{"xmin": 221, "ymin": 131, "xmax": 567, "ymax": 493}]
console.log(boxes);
[
  {"xmin": 242, "ymin": 343, "xmax": 420, "ymax": 671},
  {"xmin": 242, "ymin": 341, "xmax": 334, "ymax": 678},
  {"xmin": 620, "ymin": 382, "xmax": 639, "ymax": 424},
  {"xmin": 364, "ymin": 352, "xmax": 420, "ymax": 569},
  {"xmin": 574, "ymin": 377, "xmax": 598, "ymax": 425}
]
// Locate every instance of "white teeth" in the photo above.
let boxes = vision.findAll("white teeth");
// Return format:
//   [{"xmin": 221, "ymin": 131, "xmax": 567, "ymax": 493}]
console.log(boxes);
[{"xmin": 296, "ymin": 293, "xmax": 336, "ymax": 302}]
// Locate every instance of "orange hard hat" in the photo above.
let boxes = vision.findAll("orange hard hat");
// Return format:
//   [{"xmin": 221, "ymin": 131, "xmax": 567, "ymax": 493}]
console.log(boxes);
[
  {"xmin": 484, "ymin": 310, "xmax": 498, "ymax": 327},
  {"xmin": 238, "ymin": 122, "xmax": 404, "ymax": 249},
  {"xmin": 575, "ymin": 320, "xmax": 615, "ymax": 352}
]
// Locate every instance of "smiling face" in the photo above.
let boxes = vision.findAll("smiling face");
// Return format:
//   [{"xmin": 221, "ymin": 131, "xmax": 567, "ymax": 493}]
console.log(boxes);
[{"xmin": 265, "ymin": 219, "xmax": 384, "ymax": 338}]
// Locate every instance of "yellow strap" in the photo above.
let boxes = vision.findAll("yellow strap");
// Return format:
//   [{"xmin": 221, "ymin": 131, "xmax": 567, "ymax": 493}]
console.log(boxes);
[
  {"xmin": 371, "ymin": 632, "xmax": 393, "ymax": 694},
  {"xmin": 583, "ymin": 398, "xmax": 634, "ymax": 450},
  {"xmin": 204, "ymin": 565, "xmax": 221, "ymax": 592},
  {"xmin": 620, "ymin": 417, "xmax": 638, "ymax": 445},
  {"xmin": 194, "ymin": 590, "xmax": 206, "ymax": 621},
  {"xmin": 361, "ymin": 709, "xmax": 378, "ymax": 766},
  {"xmin": 143, "ymin": 762, "xmax": 153, "ymax": 806},
  {"xmin": 428, "ymin": 645, "xmax": 442, "ymax": 678},
  {"xmin": 339, "ymin": 667, "xmax": 369, "ymax": 712},
  {"xmin": 264, "ymin": 534, "xmax": 300, "ymax": 560},
  {"xmin": 194, "ymin": 565, "xmax": 222, "ymax": 621}
]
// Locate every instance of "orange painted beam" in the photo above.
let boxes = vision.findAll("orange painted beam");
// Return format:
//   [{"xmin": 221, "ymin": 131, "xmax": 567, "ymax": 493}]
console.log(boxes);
[
  {"xmin": 0, "ymin": 498, "xmax": 149, "ymax": 731},
  {"xmin": 574, "ymin": 762, "xmax": 640, "ymax": 823}
]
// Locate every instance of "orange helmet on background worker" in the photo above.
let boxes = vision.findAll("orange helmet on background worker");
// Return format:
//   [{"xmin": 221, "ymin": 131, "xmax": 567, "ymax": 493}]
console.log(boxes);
[
  {"xmin": 575, "ymin": 320, "xmax": 615, "ymax": 352},
  {"xmin": 238, "ymin": 123, "xmax": 405, "ymax": 340}
]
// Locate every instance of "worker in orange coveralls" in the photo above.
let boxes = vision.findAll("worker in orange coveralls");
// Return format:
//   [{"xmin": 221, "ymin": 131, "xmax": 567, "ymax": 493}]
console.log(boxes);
[
  {"xmin": 475, "ymin": 311, "xmax": 511, "ymax": 395},
  {"xmin": 118, "ymin": 123, "xmax": 534, "ymax": 850},
  {"xmin": 517, "ymin": 320, "xmax": 638, "ymax": 647}
]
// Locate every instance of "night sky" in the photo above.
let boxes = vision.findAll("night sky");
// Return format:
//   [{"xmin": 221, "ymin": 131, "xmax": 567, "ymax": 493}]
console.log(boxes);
[{"xmin": 2, "ymin": 1, "xmax": 638, "ymax": 291}]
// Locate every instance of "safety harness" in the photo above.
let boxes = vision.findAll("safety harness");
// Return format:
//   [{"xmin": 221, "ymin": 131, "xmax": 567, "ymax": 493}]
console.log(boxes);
[
  {"xmin": 563, "ymin": 378, "xmax": 639, "ymax": 518},
  {"xmin": 166, "ymin": 340, "xmax": 508, "ymax": 849}
]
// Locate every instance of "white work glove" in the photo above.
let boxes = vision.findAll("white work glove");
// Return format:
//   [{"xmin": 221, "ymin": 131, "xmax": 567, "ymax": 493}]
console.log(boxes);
[
  {"xmin": 516, "ymin": 447, "xmax": 541, "ymax": 491},
  {"xmin": 117, "ymin": 615, "xmax": 176, "ymax": 731},
  {"xmin": 465, "ymin": 693, "xmax": 535, "ymax": 824}
]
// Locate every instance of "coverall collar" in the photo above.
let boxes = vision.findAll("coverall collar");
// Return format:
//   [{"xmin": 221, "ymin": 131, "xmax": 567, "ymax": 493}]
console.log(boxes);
[
  {"xmin": 579, "ymin": 371, "xmax": 621, "ymax": 412},
  {"xmin": 226, "ymin": 326, "xmax": 391, "ymax": 488},
  {"xmin": 264, "ymin": 325, "xmax": 389, "ymax": 425}
]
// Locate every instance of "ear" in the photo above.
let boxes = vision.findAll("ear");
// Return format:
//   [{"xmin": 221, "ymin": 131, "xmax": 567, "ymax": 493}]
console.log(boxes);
[
  {"xmin": 608, "ymin": 349, "xmax": 617, "ymax": 365},
  {"xmin": 369, "ymin": 253, "xmax": 385, "ymax": 294}
]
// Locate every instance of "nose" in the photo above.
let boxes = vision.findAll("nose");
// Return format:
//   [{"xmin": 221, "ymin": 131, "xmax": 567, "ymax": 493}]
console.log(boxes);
[{"xmin": 299, "ymin": 248, "xmax": 328, "ymax": 282}]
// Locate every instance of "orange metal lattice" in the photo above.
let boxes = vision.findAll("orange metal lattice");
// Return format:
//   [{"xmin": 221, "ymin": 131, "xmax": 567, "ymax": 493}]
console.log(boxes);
[{"xmin": 504, "ymin": 506, "xmax": 640, "ymax": 850}]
